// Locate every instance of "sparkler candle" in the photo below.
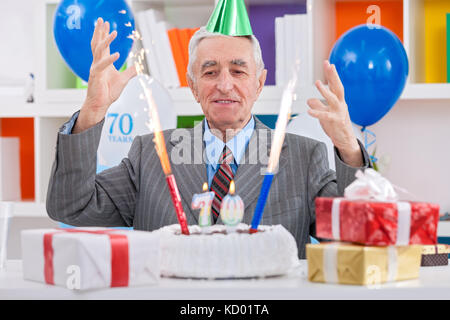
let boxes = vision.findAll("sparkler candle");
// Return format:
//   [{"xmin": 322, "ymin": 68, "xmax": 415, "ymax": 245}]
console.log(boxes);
[
  {"xmin": 250, "ymin": 72, "xmax": 298, "ymax": 234},
  {"xmin": 191, "ymin": 182, "xmax": 215, "ymax": 230},
  {"xmin": 220, "ymin": 180, "xmax": 244, "ymax": 233},
  {"xmin": 130, "ymin": 30, "xmax": 189, "ymax": 235}
]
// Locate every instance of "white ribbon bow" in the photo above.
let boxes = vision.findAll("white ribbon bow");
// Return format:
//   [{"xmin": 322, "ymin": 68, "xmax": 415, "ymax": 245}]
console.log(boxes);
[{"xmin": 344, "ymin": 168, "xmax": 398, "ymax": 201}]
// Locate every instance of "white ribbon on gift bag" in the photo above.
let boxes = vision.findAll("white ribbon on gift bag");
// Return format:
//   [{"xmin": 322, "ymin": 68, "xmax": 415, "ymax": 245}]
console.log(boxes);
[
  {"xmin": 322, "ymin": 244, "xmax": 399, "ymax": 284},
  {"xmin": 330, "ymin": 168, "xmax": 412, "ymax": 245}
]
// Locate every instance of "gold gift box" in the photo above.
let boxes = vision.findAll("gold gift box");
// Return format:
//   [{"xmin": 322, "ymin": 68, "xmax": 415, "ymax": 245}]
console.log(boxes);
[{"xmin": 306, "ymin": 243, "xmax": 422, "ymax": 285}]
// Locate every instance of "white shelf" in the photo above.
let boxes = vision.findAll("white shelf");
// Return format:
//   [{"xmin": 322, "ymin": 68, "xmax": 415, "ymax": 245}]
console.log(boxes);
[
  {"xmin": 400, "ymin": 83, "xmax": 450, "ymax": 100},
  {"xmin": 3, "ymin": 82, "xmax": 449, "ymax": 119},
  {"xmin": 0, "ymin": 102, "xmax": 78, "ymax": 118},
  {"xmin": 10, "ymin": 202, "xmax": 47, "ymax": 218}
]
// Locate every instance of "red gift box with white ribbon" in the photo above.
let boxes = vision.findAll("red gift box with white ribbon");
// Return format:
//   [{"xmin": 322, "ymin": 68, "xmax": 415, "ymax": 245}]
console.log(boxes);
[
  {"xmin": 315, "ymin": 169, "xmax": 440, "ymax": 246},
  {"xmin": 315, "ymin": 197, "xmax": 440, "ymax": 246},
  {"xmin": 21, "ymin": 228, "xmax": 160, "ymax": 290}
]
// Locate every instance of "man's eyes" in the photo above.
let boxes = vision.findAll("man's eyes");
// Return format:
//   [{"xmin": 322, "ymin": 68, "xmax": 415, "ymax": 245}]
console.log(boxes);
[{"xmin": 202, "ymin": 70, "xmax": 246, "ymax": 77}]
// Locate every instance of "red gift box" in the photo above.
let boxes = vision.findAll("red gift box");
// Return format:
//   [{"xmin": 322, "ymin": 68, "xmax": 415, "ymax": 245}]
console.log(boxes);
[{"xmin": 315, "ymin": 197, "xmax": 440, "ymax": 246}]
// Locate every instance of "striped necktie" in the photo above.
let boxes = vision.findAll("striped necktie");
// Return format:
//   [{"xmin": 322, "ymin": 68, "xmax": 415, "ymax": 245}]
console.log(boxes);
[{"xmin": 210, "ymin": 146, "xmax": 234, "ymax": 223}]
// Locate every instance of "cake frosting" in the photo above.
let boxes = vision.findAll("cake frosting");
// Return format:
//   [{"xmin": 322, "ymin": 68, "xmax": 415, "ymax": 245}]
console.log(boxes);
[{"xmin": 158, "ymin": 223, "xmax": 300, "ymax": 279}]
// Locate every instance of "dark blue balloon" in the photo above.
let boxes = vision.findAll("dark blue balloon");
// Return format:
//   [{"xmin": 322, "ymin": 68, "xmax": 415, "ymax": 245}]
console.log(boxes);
[
  {"xmin": 53, "ymin": 0, "xmax": 135, "ymax": 82},
  {"xmin": 330, "ymin": 25, "xmax": 408, "ymax": 127}
]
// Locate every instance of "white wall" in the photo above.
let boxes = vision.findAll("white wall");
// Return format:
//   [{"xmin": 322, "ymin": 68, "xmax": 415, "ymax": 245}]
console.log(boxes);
[{"xmin": 372, "ymin": 99, "xmax": 450, "ymax": 213}]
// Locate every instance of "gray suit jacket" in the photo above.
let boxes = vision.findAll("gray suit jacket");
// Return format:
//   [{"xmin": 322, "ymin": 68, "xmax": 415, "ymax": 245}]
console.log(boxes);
[{"xmin": 47, "ymin": 115, "xmax": 371, "ymax": 258}]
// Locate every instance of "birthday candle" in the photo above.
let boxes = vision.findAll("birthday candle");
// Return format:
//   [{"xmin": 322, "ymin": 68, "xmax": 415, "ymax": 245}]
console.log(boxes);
[
  {"xmin": 250, "ymin": 70, "xmax": 298, "ymax": 233},
  {"xmin": 130, "ymin": 30, "xmax": 190, "ymax": 235},
  {"xmin": 220, "ymin": 180, "xmax": 244, "ymax": 233},
  {"xmin": 192, "ymin": 182, "xmax": 215, "ymax": 230}
]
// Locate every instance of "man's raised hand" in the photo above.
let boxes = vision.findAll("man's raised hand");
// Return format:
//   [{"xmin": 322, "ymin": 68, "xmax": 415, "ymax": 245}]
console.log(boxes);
[
  {"xmin": 306, "ymin": 60, "xmax": 363, "ymax": 167},
  {"xmin": 73, "ymin": 17, "xmax": 137, "ymax": 133}
]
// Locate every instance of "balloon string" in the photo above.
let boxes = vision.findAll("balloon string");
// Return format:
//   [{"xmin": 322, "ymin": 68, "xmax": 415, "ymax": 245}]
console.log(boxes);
[{"xmin": 361, "ymin": 127, "xmax": 378, "ymax": 163}]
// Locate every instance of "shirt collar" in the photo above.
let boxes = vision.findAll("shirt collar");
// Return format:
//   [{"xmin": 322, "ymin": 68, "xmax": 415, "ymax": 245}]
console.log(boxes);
[{"xmin": 203, "ymin": 116, "xmax": 255, "ymax": 166}]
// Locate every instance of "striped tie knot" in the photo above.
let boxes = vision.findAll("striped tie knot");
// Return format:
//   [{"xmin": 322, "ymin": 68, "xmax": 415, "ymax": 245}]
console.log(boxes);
[{"xmin": 219, "ymin": 146, "xmax": 234, "ymax": 165}]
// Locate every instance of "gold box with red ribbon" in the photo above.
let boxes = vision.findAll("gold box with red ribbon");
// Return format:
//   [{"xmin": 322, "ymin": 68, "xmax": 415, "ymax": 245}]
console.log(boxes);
[
  {"xmin": 315, "ymin": 197, "xmax": 440, "ymax": 246},
  {"xmin": 21, "ymin": 228, "xmax": 160, "ymax": 290}
]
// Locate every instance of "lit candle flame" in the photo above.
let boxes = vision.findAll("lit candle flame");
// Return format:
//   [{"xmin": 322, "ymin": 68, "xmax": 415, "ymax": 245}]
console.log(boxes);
[
  {"xmin": 229, "ymin": 180, "xmax": 235, "ymax": 195},
  {"xmin": 202, "ymin": 182, "xmax": 208, "ymax": 192}
]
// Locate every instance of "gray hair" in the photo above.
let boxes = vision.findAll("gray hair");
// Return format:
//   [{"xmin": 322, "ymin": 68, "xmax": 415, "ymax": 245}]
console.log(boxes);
[{"xmin": 187, "ymin": 26, "xmax": 265, "ymax": 82}]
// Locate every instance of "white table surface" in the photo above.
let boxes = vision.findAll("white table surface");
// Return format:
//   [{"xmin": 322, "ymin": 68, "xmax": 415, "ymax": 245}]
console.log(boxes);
[{"xmin": 1, "ymin": 260, "xmax": 450, "ymax": 300}]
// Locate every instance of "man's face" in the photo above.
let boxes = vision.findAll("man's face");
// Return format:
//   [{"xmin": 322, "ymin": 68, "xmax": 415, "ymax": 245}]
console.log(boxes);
[{"xmin": 188, "ymin": 36, "xmax": 267, "ymax": 132}]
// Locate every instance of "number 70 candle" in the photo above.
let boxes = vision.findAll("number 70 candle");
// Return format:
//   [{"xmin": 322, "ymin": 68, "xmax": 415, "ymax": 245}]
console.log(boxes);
[{"xmin": 191, "ymin": 182, "xmax": 215, "ymax": 229}]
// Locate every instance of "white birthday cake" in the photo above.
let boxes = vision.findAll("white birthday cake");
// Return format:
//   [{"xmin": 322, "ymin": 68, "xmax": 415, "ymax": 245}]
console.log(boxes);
[{"xmin": 158, "ymin": 223, "xmax": 300, "ymax": 279}]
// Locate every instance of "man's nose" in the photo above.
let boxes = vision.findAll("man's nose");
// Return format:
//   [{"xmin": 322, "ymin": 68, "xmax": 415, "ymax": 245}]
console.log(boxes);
[{"xmin": 216, "ymin": 71, "xmax": 234, "ymax": 93}]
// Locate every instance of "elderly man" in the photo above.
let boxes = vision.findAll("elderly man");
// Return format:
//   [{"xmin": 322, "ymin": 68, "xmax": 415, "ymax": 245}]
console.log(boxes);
[{"xmin": 47, "ymin": 18, "xmax": 370, "ymax": 258}]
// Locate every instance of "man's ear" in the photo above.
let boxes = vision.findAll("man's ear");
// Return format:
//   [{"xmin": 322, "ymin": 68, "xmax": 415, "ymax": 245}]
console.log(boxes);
[
  {"xmin": 256, "ymin": 69, "xmax": 267, "ymax": 97},
  {"xmin": 187, "ymin": 74, "xmax": 200, "ymax": 103}
]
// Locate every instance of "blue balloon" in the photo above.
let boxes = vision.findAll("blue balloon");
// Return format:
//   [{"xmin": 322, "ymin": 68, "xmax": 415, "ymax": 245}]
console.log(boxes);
[
  {"xmin": 329, "ymin": 25, "xmax": 408, "ymax": 127},
  {"xmin": 53, "ymin": 0, "xmax": 135, "ymax": 82}
]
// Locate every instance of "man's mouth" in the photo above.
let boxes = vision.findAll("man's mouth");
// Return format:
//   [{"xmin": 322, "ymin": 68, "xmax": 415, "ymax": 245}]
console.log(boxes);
[{"xmin": 213, "ymin": 99, "xmax": 239, "ymax": 105}]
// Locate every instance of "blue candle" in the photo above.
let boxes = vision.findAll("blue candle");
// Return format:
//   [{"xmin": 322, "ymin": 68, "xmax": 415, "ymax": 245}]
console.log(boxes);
[{"xmin": 250, "ymin": 173, "xmax": 274, "ymax": 233}]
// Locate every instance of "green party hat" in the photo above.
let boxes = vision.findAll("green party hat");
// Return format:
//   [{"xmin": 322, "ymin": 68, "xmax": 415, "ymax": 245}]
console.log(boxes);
[{"xmin": 206, "ymin": 0, "xmax": 253, "ymax": 36}]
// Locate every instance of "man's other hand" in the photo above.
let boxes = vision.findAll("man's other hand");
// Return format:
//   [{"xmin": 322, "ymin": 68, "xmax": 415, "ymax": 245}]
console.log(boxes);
[
  {"xmin": 307, "ymin": 60, "xmax": 363, "ymax": 167},
  {"xmin": 73, "ymin": 17, "xmax": 137, "ymax": 134}
]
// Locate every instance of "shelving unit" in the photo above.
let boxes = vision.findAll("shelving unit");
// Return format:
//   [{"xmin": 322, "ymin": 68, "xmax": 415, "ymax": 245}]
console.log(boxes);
[{"xmin": 2, "ymin": 0, "xmax": 449, "ymax": 218}]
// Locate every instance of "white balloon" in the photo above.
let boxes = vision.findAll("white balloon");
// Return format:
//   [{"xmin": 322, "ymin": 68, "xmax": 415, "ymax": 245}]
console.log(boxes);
[
  {"xmin": 286, "ymin": 113, "xmax": 363, "ymax": 170},
  {"xmin": 97, "ymin": 75, "xmax": 177, "ymax": 172}
]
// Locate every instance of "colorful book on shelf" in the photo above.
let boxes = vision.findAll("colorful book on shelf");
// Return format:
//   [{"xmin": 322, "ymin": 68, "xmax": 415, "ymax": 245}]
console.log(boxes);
[
  {"xmin": 168, "ymin": 29, "xmax": 188, "ymax": 87},
  {"xmin": 275, "ymin": 17, "xmax": 285, "ymax": 87},
  {"xmin": 177, "ymin": 28, "xmax": 199, "ymax": 86},
  {"xmin": 249, "ymin": 3, "xmax": 306, "ymax": 86},
  {"xmin": 157, "ymin": 21, "xmax": 180, "ymax": 88},
  {"xmin": 447, "ymin": 13, "xmax": 450, "ymax": 83},
  {"xmin": 178, "ymin": 28, "xmax": 192, "ymax": 76},
  {"xmin": 296, "ymin": 14, "xmax": 309, "ymax": 87},
  {"xmin": 136, "ymin": 10, "xmax": 161, "ymax": 82},
  {"xmin": 76, "ymin": 77, "xmax": 87, "ymax": 89},
  {"xmin": 188, "ymin": 27, "xmax": 199, "ymax": 67},
  {"xmin": 145, "ymin": 9, "xmax": 171, "ymax": 88},
  {"xmin": 274, "ymin": 13, "xmax": 309, "ymax": 87},
  {"xmin": 0, "ymin": 137, "xmax": 21, "ymax": 201},
  {"xmin": 424, "ymin": 1, "xmax": 450, "ymax": 83},
  {"xmin": 284, "ymin": 14, "xmax": 296, "ymax": 84},
  {"xmin": 0, "ymin": 118, "xmax": 34, "ymax": 200}
]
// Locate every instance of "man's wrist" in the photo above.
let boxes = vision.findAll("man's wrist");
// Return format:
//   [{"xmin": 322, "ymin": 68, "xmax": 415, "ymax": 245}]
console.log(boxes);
[
  {"xmin": 72, "ymin": 107, "xmax": 105, "ymax": 134},
  {"xmin": 336, "ymin": 141, "xmax": 364, "ymax": 167}
]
